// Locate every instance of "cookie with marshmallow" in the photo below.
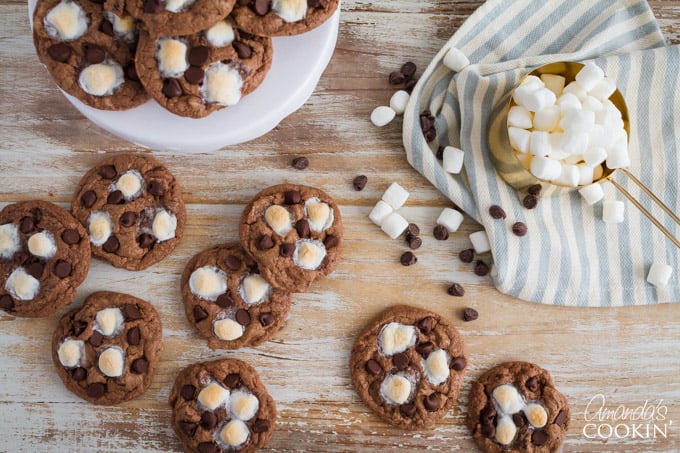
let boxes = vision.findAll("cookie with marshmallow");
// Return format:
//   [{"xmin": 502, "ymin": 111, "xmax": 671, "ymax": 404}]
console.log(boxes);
[
  {"xmin": 232, "ymin": 0, "xmax": 339, "ymax": 37},
  {"xmin": 169, "ymin": 359, "xmax": 276, "ymax": 453},
  {"xmin": 467, "ymin": 361, "xmax": 570, "ymax": 453},
  {"xmin": 71, "ymin": 153, "xmax": 186, "ymax": 270},
  {"xmin": 350, "ymin": 305, "xmax": 468, "ymax": 430},
  {"xmin": 181, "ymin": 244, "xmax": 292, "ymax": 350},
  {"xmin": 239, "ymin": 184, "xmax": 343, "ymax": 293},
  {"xmin": 0, "ymin": 200, "xmax": 90, "ymax": 317},
  {"xmin": 51, "ymin": 291, "xmax": 162, "ymax": 404},
  {"xmin": 122, "ymin": 0, "xmax": 236, "ymax": 37}
]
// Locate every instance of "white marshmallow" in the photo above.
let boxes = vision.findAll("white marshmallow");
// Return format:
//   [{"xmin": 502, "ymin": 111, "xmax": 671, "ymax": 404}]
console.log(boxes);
[
  {"xmin": 163, "ymin": 0, "xmax": 196, "ymax": 13},
  {"xmin": 305, "ymin": 198, "xmax": 333, "ymax": 232},
  {"xmin": 443, "ymin": 47, "xmax": 470, "ymax": 72},
  {"xmin": 606, "ymin": 138, "xmax": 630, "ymax": 169},
  {"xmin": 381, "ymin": 182, "xmax": 410, "ymax": 210},
  {"xmin": 380, "ymin": 373, "xmax": 413, "ymax": 405},
  {"xmin": 189, "ymin": 266, "xmax": 227, "ymax": 301},
  {"xmin": 368, "ymin": 200, "xmax": 393, "ymax": 226},
  {"xmin": 492, "ymin": 384, "xmax": 524, "ymax": 414},
  {"xmin": 205, "ymin": 19, "xmax": 235, "ymax": 47},
  {"xmin": 647, "ymin": 261, "xmax": 673, "ymax": 287},
  {"xmin": 95, "ymin": 307, "xmax": 125, "ymax": 336},
  {"xmin": 530, "ymin": 155, "xmax": 562, "ymax": 180},
  {"xmin": 578, "ymin": 183, "xmax": 604, "ymax": 205},
  {"xmin": 230, "ymin": 390, "xmax": 259, "ymax": 421},
  {"xmin": 27, "ymin": 231, "xmax": 57, "ymax": 259},
  {"xmin": 423, "ymin": 349, "xmax": 450, "ymax": 385},
  {"xmin": 512, "ymin": 78, "xmax": 543, "ymax": 107},
  {"xmin": 515, "ymin": 151, "xmax": 532, "ymax": 170},
  {"xmin": 548, "ymin": 149, "xmax": 569, "ymax": 161},
  {"xmin": 560, "ymin": 108, "xmax": 595, "ymax": 132},
  {"xmin": 0, "ymin": 223, "xmax": 20, "ymax": 259},
  {"xmin": 370, "ymin": 106, "xmax": 396, "ymax": 127},
  {"xmin": 589, "ymin": 78, "xmax": 617, "ymax": 101},
  {"xmin": 469, "ymin": 230, "xmax": 491, "ymax": 254},
  {"xmin": 575, "ymin": 62, "xmax": 605, "ymax": 92},
  {"xmin": 582, "ymin": 95, "xmax": 603, "ymax": 112},
  {"xmin": 554, "ymin": 164, "xmax": 579, "ymax": 187},
  {"xmin": 541, "ymin": 74, "xmax": 566, "ymax": 97},
  {"xmin": 239, "ymin": 274, "xmax": 271, "ymax": 305},
  {"xmin": 563, "ymin": 153, "xmax": 583, "ymax": 165},
  {"xmin": 379, "ymin": 322, "xmax": 416, "ymax": 355},
  {"xmin": 79, "ymin": 62, "xmax": 124, "ymax": 97},
  {"xmin": 563, "ymin": 81, "xmax": 588, "ymax": 100},
  {"xmin": 583, "ymin": 146, "xmax": 607, "ymax": 166},
  {"xmin": 5, "ymin": 268, "xmax": 40, "ymax": 301},
  {"xmin": 98, "ymin": 346, "xmax": 125, "ymax": 377},
  {"xmin": 532, "ymin": 106, "xmax": 560, "ymax": 132},
  {"xmin": 44, "ymin": 0, "xmax": 88, "ymax": 41},
  {"xmin": 436, "ymin": 208, "xmax": 463, "ymax": 233},
  {"xmin": 602, "ymin": 200, "xmax": 625, "ymax": 223},
  {"xmin": 508, "ymin": 127, "xmax": 531, "ymax": 153},
  {"xmin": 198, "ymin": 382, "xmax": 230, "ymax": 410},
  {"xmin": 523, "ymin": 88, "xmax": 556, "ymax": 112},
  {"xmin": 202, "ymin": 62, "xmax": 243, "ymax": 106},
  {"xmin": 561, "ymin": 131, "xmax": 589, "ymax": 156},
  {"xmin": 103, "ymin": 12, "xmax": 136, "ymax": 42},
  {"xmin": 271, "ymin": 0, "xmax": 307, "ymax": 23},
  {"xmin": 156, "ymin": 38, "xmax": 188, "ymax": 78},
  {"xmin": 57, "ymin": 339, "xmax": 84, "ymax": 368},
  {"xmin": 114, "ymin": 170, "xmax": 144, "ymax": 199},
  {"xmin": 214, "ymin": 318, "xmax": 244, "ymax": 341},
  {"xmin": 495, "ymin": 415, "xmax": 517, "ymax": 445},
  {"xmin": 389, "ymin": 90, "xmax": 410, "ymax": 115},
  {"xmin": 526, "ymin": 403, "xmax": 549, "ymax": 428},
  {"xmin": 588, "ymin": 125, "xmax": 608, "ymax": 149},
  {"xmin": 557, "ymin": 92, "xmax": 582, "ymax": 112},
  {"xmin": 264, "ymin": 205, "xmax": 293, "ymax": 236},
  {"xmin": 443, "ymin": 146, "xmax": 465, "ymax": 174},
  {"xmin": 596, "ymin": 102, "xmax": 622, "ymax": 127},
  {"xmin": 529, "ymin": 131, "xmax": 551, "ymax": 156},
  {"xmin": 293, "ymin": 239, "xmax": 326, "ymax": 270},
  {"xmin": 380, "ymin": 212, "xmax": 409, "ymax": 239},
  {"xmin": 219, "ymin": 420, "xmax": 250, "ymax": 447},
  {"xmin": 507, "ymin": 106, "xmax": 532, "ymax": 129},
  {"xmin": 152, "ymin": 209, "xmax": 177, "ymax": 242},
  {"xmin": 577, "ymin": 164, "xmax": 595, "ymax": 186}
]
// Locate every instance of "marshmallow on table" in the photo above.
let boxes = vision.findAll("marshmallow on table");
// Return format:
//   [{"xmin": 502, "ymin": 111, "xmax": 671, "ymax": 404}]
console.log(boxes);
[
  {"xmin": 371, "ymin": 106, "xmax": 396, "ymax": 127},
  {"xmin": 443, "ymin": 146, "xmax": 465, "ymax": 174},
  {"xmin": 530, "ymin": 155, "xmax": 561, "ymax": 180},
  {"xmin": 389, "ymin": 90, "xmax": 410, "ymax": 115},
  {"xmin": 575, "ymin": 62, "xmax": 605, "ymax": 92},
  {"xmin": 508, "ymin": 127, "xmax": 531, "ymax": 153},
  {"xmin": 553, "ymin": 164, "xmax": 579, "ymax": 187},
  {"xmin": 578, "ymin": 183, "xmax": 604, "ymax": 205},
  {"xmin": 443, "ymin": 47, "xmax": 470, "ymax": 72},
  {"xmin": 602, "ymin": 200, "xmax": 624, "ymax": 223},
  {"xmin": 437, "ymin": 208, "xmax": 464, "ymax": 232},
  {"xmin": 469, "ymin": 230, "xmax": 491, "ymax": 254},
  {"xmin": 381, "ymin": 212, "xmax": 409, "ymax": 239},
  {"xmin": 529, "ymin": 131, "xmax": 551, "ymax": 156},
  {"xmin": 507, "ymin": 106, "xmax": 532, "ymax": 129},
  {"xmin": 647, "ymin": 261, "xmax": 673, "ymax": 287},
  {"xmin": 368, "ymin": 200, "xmax": 393, "ymax": 226},
  {"xmin": 381, "ymin": 182, "xmax": 409, "ymax": 209},
  {"xmin": 541, "ymin": 74, "xmax": 566, "ymax": 97}
]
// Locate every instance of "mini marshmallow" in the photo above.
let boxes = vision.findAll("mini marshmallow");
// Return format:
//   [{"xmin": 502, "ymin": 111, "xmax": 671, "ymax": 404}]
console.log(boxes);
[
  {"xmin": 424, "ymin": 349, "xmax": 450, "ymax": 385},
  {"xmin": 492, "ymin": 384, "xmax": 524, "ymax": 414},
  {"xmin": 389, "ymin": 90, "xmax": 410, "ymax": 115},
  {"xmin": 577, "ymin": 164, "xmax": 595, "ymax": 186},
  {"xmin": 57, "ymin": 339, "xmax": 84, "ymax": 368},
  {"xmin": 589, "ymin": 78, "xmax": 617, "ymax": 101},
  {"xmin": 98, "ymin": 346, "xmax": 125, "ymax": 377},
  {"xmin": 647, "ymin": 261, "xmax": 673, "ymax": 287},
  {"xmin": 525, "ymin": 403, "xmax": 548, "ymax": 428},
  {"xmin": 512, "ymin": 76, "xmax": 544, "ymax": 106},
  {"xmin": 508, "ymin": 127, "xmax": 531, "ymax": 153},
  {"xmin": 230, "ymin": 390, "xmax": 259, "ymax": 421},
  {"xmin": 198, "ymin": 382, "xmax": 230, "ymax": 410},
  {"xmin": 27, "ymin": 231, "xmax": 57, "ymax": 259},
  {"xmin": 5, "ymin": 268, "xmax": 40, "ymax": 300},
  {"xmin": 583, "ymin": 146, "xmax": 607, "ymax": 166},
  {"xmin": 507, "ymin": 106, "xmax": 532, "ymax": 129},
  {"xmin": 556, "ymin": 92, "xmax": 582, "ymax": 112},
  {"xmin": 205, "ymin": 19, "xmax": 235, "ymax": 47},
  {"xmin": 560, "ymin": 108, "xmax": 595, "ymax": 132},
  {"xmin": 588, "ymin": 125, "xmax": 608, "ymax": 149},
  {"xmin": 575, "ymin": 62, "xmax": 605, "ymax": 92},
  {"xmin": 379, "ymin": 322, "xmax": 416, "ymax": 355},
  {"xmin": 548, "ymin": 148, "xmax": 569, "ymax": 162},
  {"xmin": 103, "ymin": 12, "xmax": 136, "ymax": 42},
  {"xmin": 522, "ymin": 88, "xmax": 556, "ymax": 112},
  {"xmin": 606, "ymin": 138, "xmax": 630, "ymax": 169},
  {"xmin": 370, "ymin": 106, "xmax": 396, "ymax": 127},
  {"xmin": 495, "ymin": 415, "xmax": 518, "ymax": 445},
  {"xmin": 115, "ymin": 170, "xmax": 144, "ymax": 199},
  {"xmin": 553, "ymin": 164, "xmax": 579, "ymax": 187},
  {"xmin": 582, "ymin": 95, "xmax": 603, "ymax": 112},
  {"xmin": 382, "ymin": 182, "xmax": 410, "ymax": 209},
  {"xmin": 189, "ymin": 266, "xmax": 228, "ymax": 301},
  {"xmin": 469, "ymin": 230, "xmax": 491, "ymax": 254},
  {"xmin": 443, "ymin": 146, "xmax": 465, "ymax": 174},
  {"xmin": 239, "ymin": 274, "xmax": 271, "ymax": 305},
  {"xmin": 219, "ymin": 419, "xmax": 250, "ymax": 447},
  {"xmin": 437, "ymin": 208, "xmax": 464, "ymax": 233},
  {"xmin": 380, "ymin": 212, "xmax": 409, "ymax": 239},
  {"xmin": 95, "ymin": 307, "xmax": 125, "ymax": 336},
  {"xmin": 541, "ymin": 74, "xmax": 566, "ymax": 97},
  {"xmin": 596, "ymin": 102, "xmax": 623, "ymax": 128},
  {"xmin": 214, "ymin": 318, "xmax": 244, "ymax": 341},
  {"xmin": 202, "ymin": 62, "xmax": 243, "ymax": 106},
  {"xmin": 602, "ymin": 200, "xmax": 625, "ymax": 223},
  {"xmin": 156, "ymin": 38, "xmax": 188, "ymax": 77},
  {"xmin": 578, "ymin": 183, "xmax": 604, "ymax": 205},
  {"xmin": 380, "ymin": 374, "xmax": 412, "ymax": 405},
  {"xmin": 443, "ymin": 47, "xmax": 470, "ymax": 72},
  {"xmin": 272, "ymin": 0, "xmax": 307, "ymax": 23},
  {"xmin": 44, "ymin": 0, "xmax": 88, "ymax": 41},
  {"xmin": 563, "ymin": 153, "xmax": 582, "ymax": 165},
  {"xmin": 152, "ymin": 209, "xmax": 177, "ymax": 242},
  {"xmin": 0, "ymin": 223, "xmax": 20, "ymax": 259},
  {"xmin": 79, "ymin": 62, "xmax": 124, "ymax": 97},
  {"xmin": 561, "ymin": 131, "xmax": 589, "ymax": 156},
  {"xmin": 532, "ymin": 106, "xmax": 560, "ymax": 132},
  {"xmin": 562, "ymin": 81, "xmax": 588, "ymax": 100},
  {"xmin": 163, "ymin": 0, "xmax": 196, "ymax": 13},
  {"xmin": 293, "ymin": 239, "xmax": 326, "ymax": 270},
  {"xmin": 264, "ymin": 205, "xmax": 293, "ymax": 235},
  {"xmin": 530, "ymin": 155, "xmax": 562, "ymax": 180},
  {"xmin": 368, "ymin": 200, "xmax": 393, "ymax": 226},
  {"xmin": 305, "ymin": 198, "xmax": 333, "ymax": 232},
  {"xmin": 529, "ymin": 131, "xmax": 551, "ymax": 156}
]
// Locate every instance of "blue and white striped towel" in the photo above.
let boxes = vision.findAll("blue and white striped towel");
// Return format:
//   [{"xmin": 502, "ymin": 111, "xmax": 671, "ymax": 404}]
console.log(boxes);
[{"xmin": 403, "ymin": 0, "xmax": 679, "ymax": 306}]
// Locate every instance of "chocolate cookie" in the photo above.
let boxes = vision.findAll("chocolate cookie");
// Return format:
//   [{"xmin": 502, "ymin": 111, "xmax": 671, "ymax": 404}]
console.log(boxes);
[
  {"xmin": 0, "ymin": 201, "xmax": 90, "ymax": 317},
  {"xmin": 33, "ymin": 0, "xmax": 148, "ymax": 110},
  {"xmin": 239, "ymin": 184, "xmax": 343, "ymax": 293},
  {"xmin": 350, "ymin": 305, "xmax": 468, "ymax": 430},
  {"xmin": 51, "ymin": 291, "xmax": 162, "ymax": 404},
  {"xmin": 467, "ymin": 362, "xmax": 570, "ymax": 453},
  {"xmin": 135, "ymin": 18, "xmax": 273, "ymax": 118},
  {"xmin": 232, "ymin": 0, "xmax": 339, "ymax": 37},
  {"xmin": 169, "ymin": 359, "xmax": 276, "ymax": 453},
  {"xmin": 181, "ymin": 244, "xmax": 291, "ymax": 349},
  {"xmin": 71, "ymin": 153, "xmax": 186, "ymax": 270}
]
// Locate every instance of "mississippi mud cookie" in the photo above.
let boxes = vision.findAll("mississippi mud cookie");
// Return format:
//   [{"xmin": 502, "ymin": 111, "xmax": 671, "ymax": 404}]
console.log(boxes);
[
  {"xmin": 135, "ymin": 18, "xmax": 273, "ymax": 118},
  {"xmin": 71, "ymin": 153, "xmax": 186, "ymax": 270},
  {"xmin": 467, "ymin": 361, "xmax": 570, "ymax": 452},
  {"xmin": 0, "ymin": 201, "xmax": 90, "ymax": 317},
  {"xmin": 33, "ymin": 0, "xmax": 148, "ymax": 110},
  {"xmin": 51, "ymin": 291, "xmax": 162, "ymax": 404},
  {"xmin": 169, "ymin": 359, "xmax": 276, "ymax": 453},
  {"xmin": 232, "ymin": 0, "xmax": 339, "ymax": 37},
  {"xmin": 181, "ymin": 244, "xmax": 291, "ymax": 349},
  {"xmin": 350, "ymin": 305, "xmax": 468, "ymax": 430}
]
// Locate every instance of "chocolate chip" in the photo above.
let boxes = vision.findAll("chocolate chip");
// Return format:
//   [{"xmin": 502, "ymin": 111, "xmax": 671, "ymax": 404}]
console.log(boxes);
[
  {"xmin": 0, "ymin": 295, "xmax": 14, "ymax": 310},
  {"xmin": 523, "ymin": 194, "xmax": 538, "ymax": 209},
  {"xmin": 400, "ymin": 251, "xmax": 417, "ymax": 266},
  {"xmin": 102, "ymin": 236, "xmax": 120, "ymax": 253},
  {"xmin": 99, "ymin": 19, "xmax": 114, "ymax": 36},
  {"xmin": 224, "ymin": 373, "xmax": 241, "ymax": 388},
  {"xmin": 89, "ymin": 331, "xmax": 103, "ymax": 347},
  {"xmin": 462, "ymin": 307, "xmax": 478, "ymax": 322},
  {"xmin": 424, "ymin": 393, "xmax": 440, "ymax": 411},
  {"xmin": 107, "ymin": 190, "xmax": 124, "ymax": 205},
  {"xmin": 401, "ymin": 62, "xmax": 416, "ymax": 78},
  {"xmin": 307, "ymin": 0, "xmax": 325, "ymax": 8},
  {"xmin": 233, "ymin": 41, "xmax": 253, "ymax": 59},
  {"xmin": 193, "ymin": 306, "xmax": 208, "ymax": 322},
  {"xmin": 252, "ymin": 418, "xmax": 270, "ymax": 433},
  {"xmin": 184, "ymin": 66, "xmax": 204, "ymax": 85},
  {"xmin": 406, "ymin": 234, "xmax": 422, "ymax": 250},
  {"xmin": 179, "ymin": 421, "xmax": 197, "ymax": 437},
  {"xmin": 365, "ymin": 359, "xmax": 382, "ymax": 375},
  {"xmin": 120, "ymin": 211, "xmax": 137, "ymax": 227},
  {"xmin": 489, "ymin": 205, "xmax": 506, "ymax": 219},
  {"xmin": 98, "ymin": 165, "xmax": 117, "ymax": 179},
  {"xmin": 474, "ymin": 260, "xmax": 489, "ymax": 276},
  {"xmin": 447, "ymin": 283, "xmax": 464, "ymax": 296},
  {"xmin": 127, "ymin": 326, "xmax": 141, "ymax": 345},
  {"xmin": 292, "ymin": 156, "xmax": 309, "ymax": 170},
  {"xmin": 235, "ymin": 309, "xmax": 251, "ymax": 326},
  {"xmin": 392, "ymin": 352, "xmax": 409, "ymax": 370},
  {"xmin": 284, "ymin": 190, "xmax": 302, "ymax": 204},
  {"xmin": 147, "ymin": 181, "xmax": 165, "ymax": 197},
  {"xmin": 48, "ymin": 43, "xmax": 71, "ymax": 62},
  {"xmin": 481, "ymin": 402, "xmax": 496, "ymax": 422},
  {"xmin": 481, "ymin": 422, "xmax": 495, "ymax": 438},
  {"xmin": 163, "ymin": 78, "xmax": 183, "ymax": 97},
  {"xmin": 20, "ymin": 216, "xmax": 35, "ymax": 233},
  {"xmin": 400, "ymin": 403, "xmax": 417, "ymax": 417},
  {"xmin": 81, "ymin": 190, "xmax": 96, "ymax": 208},
  {"xmin": 222, "ymin": 255, "xmax": 241, "ymax": 271},
  {"xmin": 420, "ymin": 114, "xmax": 434, "ymax": 132},
  {"xmin": 424, "ymin": 128, "xmax": 436, "ymax": 142},
  {"xmin": 512, "ymin": 411, "xmax": 527, "ymax": 428},
  {"xmin": 200, "ymin": 411, "xmax": 217, "ymax": 430},
  {"xmin": 26, "ymin": 262, "xmax": 44, "ymax": 279},
  {"xmin": 512, "ymin": 222, "xmax": 527, "ymax": 237},
  {"xmin": 188, "ymin": 46, "xmax": 209, "ymax": 66},
  {"xmin": 71, "ymin": 367, "xmax": 87, "ymax": 381},
  {"xmin": 259, "ymin": 312, "xmax": 275, "ymax": 326},
  {"xmin": 389, "ymin": 71, "xmax": 406, "ymax": 85},
  {"xmin": 61, "ymin": 229, "xmax": 81, "ymax": 245},
  {"xmin": 418, "ymin": 316, "xmax": 434, "ymax": 333},
  {"xmin": 143, "ymin": 0, "xmax": 164, "ymax": 13},
  {"xmin": 138, "ymin": 233, "xmax": 155, "ymax": 248},
  {"xmin": 416, "ymin": 342, "xmax": 434, "ymax": 357},
  {"xmin": 198, "ymin": 442, "xmax": 218, "ymax": 453},
  {"xmin": 295, "ymin": 219, "xmax": 310, "ymax": 238},
  {"xmin": 352, "ymin": 175, "xmax": 367, "ymax": 191},
  {"xmin": 528, "ymin": 184, "xmax": 542, "ymax": 195},
  {"xmin": 324, "ymin": 235, "xmax": 339, "ymax": 249},
  {"xmin": 72, "ymin": 320, "xmax": 87, "ymax": 336},
  {"xmin": 251, "ymin": 0, "xmax": 270, "ymax": 15},
  {"xmin": 525, "ymin": 376, "xmax": 539, "ymax": 392},
  {"xmin": 405, "ymin": 78, "xmax": 417, "ymax": 93},
  {"xmin": 279, "ymin": 243, "xmax": 295, "ymax": 257},
  {"xmin": 459, "ymin": 248, "xmax": 474, "ymax": 263},
  {"xmin": 532, "ymin": 429, "xmax": 549, "ymax": 446},
  {"xmin": 451, "ymin": 357, "xmax": 466, "ymax": 371},
  {"xmin": 258, "ymin": 235, "xmax": 274, "ymax": 250},
  {"xmin": 435, "ymin": 146, "xmax": 444, "ymax": 160},
  {"xmin": 433, "ymin": 224, "xmax": 449, "ymax": 240},
  {"xmin": 124, "ymin": 62, "xmax": 139, "ymax": 81},
  {"xmin": 86, "ymin": 383, "xmax": 106, "ymax": 398},
  {"xmin": 216, "ymin": 293, "xmax": 234, "ymax": 308},
  {"xmin": 131, "ymin": 357, "xmax": 148, "ymax": 374},
  {"xmin": 180, "ymin": 384, "xmax": 196, "ymax": 401},
  {"xmin": 121, "ymin": 304, "xmax": 141, "ymax": 321},
  {"xmin": 554, "ymin": 409, "xmax": 568, "ymax": 427},
  {"xmin": 55, "ymin": 260, "xmax": 72, "ymax": 278},
  {"xmin": 84, "ymin": 44, "xmax": 106, "ymax": 64},
  {"xmin": 32, "ymin": 208, "xmax": 42, "ymax": 224}
]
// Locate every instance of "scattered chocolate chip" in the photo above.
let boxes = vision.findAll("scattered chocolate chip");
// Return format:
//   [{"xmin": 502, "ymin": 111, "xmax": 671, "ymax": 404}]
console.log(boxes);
[
  {"xmin": 459, "ymin": 248, "xmax": 474, "ymax": 263},
  {"xmin": 187, "ymin": 46, "xmax": 209, "ymax": 66},
  {"xmin": 61, "ymin": 229, "xmax": 81, "ymax": 245},
  {"xmin": 365, "ymin": 359, "xmax": 382, "ymax": 375},
  {"xmin": 131, "ymin": 357, "xmax": 148, "ymax": 374},
  {"xmin": 528, "ymin": 184, "xmax": 542, "ymax": 196},
  {"xmin": 99, "ymin": 19, "xmax": 114, "ymax": 36},
  {"xmin": 489, "ymin": 205, "xmax": 506, "ymax": 219},
  {"xmin": 292, "ymin": 156, "xmax": 309, "ymax": 170},
  {"xmin": 418, "ymin": 316, "xmax": 434, "ymax": 333},
  {"xmin": 54, "ymin": 260, "xmax": 71, "ymax": 278},
  {"xmin": 420, "ymin": 114, "xmax": 434, "ymax": 132},
  {"xmin": 405, "ymin": 223, "xmax": 420, "ymax": 236},
  {"xmin": 416, "ymin": 342, "xmax": 434, "ymax": 357},
  {"xmin": 193, "ymin": 306, "xmax": 208, "ymax": 322},
  {"xmin": 216, "ymin": 293, "xmax": 233, "ymax": 308},
  {"xmin": 26, "ymin": 262, "xmax": 44, "ymax": 279},
  {"xmin": 295, "ymin": 219, "xmax": 310, "ymax": 238},
  {"xmin": 86, "ymin": 383, "xmax": 106, "ymax": 398},
  {"xmin": 424, "ymin": 393, "xmax": 440, "ymax": 411},
  {"xmin": 98, "ymin": 165, "xmax": 117, "ymax": 179},
  {"xmin": 201, "ymin": 411, "xmax": 217, "ymax": 430},
  {"xmin": 124, "ymin": 62, "xmax": 139, "ymax": 81},
  {"xmin": 89, "ymin": 331, "xmax": 103, "ymax": 347},
  {"xmin": 163, "ymin": 78, "xmax": 183, "ymax": 97},
  {"xmin": 462, "ymin": 307, "xmax": 478, "ymax": 322},
  {"xmin": 184, "ymin": 66, "xmax": 204, "ymax": 85},
  {"xmin": 523, "ymin": 194, "xmax": 538, "ymax": 209},
  {"xmin": 554, "ymin": 409, "xmax": 568, "ymax": 427},
  {"xmin": 127, "ymin": 326, "xmax": 141, "ymax": 345},
  {"xmin": 137, "ymin": 233, "xmax": 155, "ymax": 248},
  {"xmin": 235, "ymin": 309, "xmax": 251, "ymax": 326},
  {"xmin": 224, "ymin": 373, "xmax": 241, "ymax": 388},
  {"xmin": 400, "ymin": 403, "xmax": 417, "ymax": 417},
  {"xmin": 324, "ymin": 235, "xmax": 339, "ymax": 249},
  {"xmin": 481, "ymin": 422, "xmax": 495, "ymax": 438},
  {"xmin": 512, "ymin": 222, "xmax": 528, "ymax": 237},
  {"xmin": 72, "ymin": 320, "xmax": 87, "ymax": 336},
  {"xmin": 400, "ymin": 251, "xmax": 417, "ymax": 266},
  {"xmin": 233, "ymin": 41, "xmax": 253, "ymax": 59},
  {"xmin": 48, "ymin": 43, "xmax": 71, "ymax": 62},
  {"xmin": 251, "ymin": 0, "xmax": 270, "ymax": 15},
  {"xmin": 392, "ymin": 352, "xmax": 409, "ymax": 370},
  {"xmin": 532, "ymin": 429, "xmax": 549, "ymax": 446},
  {"xmin": 0, "ymin": 295, "xmax": 13, "ymax": 311},
  {"xmin": 447, "ymin": 283, "xmax": 465, "ymax": 297},
  {"xmin": 20, "ymin": 216, "xmax": 35, "ymax": 233},
  {"xmin": 435, "ymin": 146, "xmax": 445, "ymax": 160},
  {"xmin": 474, "ymin": 260, "xmax": 489, "ymax": 276},
  {"xmin": 180, "ymin": 384, "xmax": 196, "ymax": 400},
  {"xmin": 433, "ymin": 224, "xmax": 449, "ymax": 240},
  {"xmin": 352, "ymin": 175, "xmax": 367, "ymax": 191},
  {"xmin": 252, "ymin": 418, "xmax": 270, "ymax": 433},
  {"xmin": 424, "ymin": 128, "xmax": 436, "ymax": 142},
  {"xmin": 198, "ymin": 442, "xmax": 218, "ymax": 453},
  {"xmin": 451, "ymin": 357, "xmax": 466, "ymax": 371},
  {"xmin": 179, "ymin": 421, "xmax": 197, "ymax": 437},
  {"xmin": 513, "ymin": 411, "xmax": 527, "ymax": 428},
  {"xmin": 120, "ymin": 211, "xmax": 137, "ymax": 227},
  {"xmin": 107, "ymin": 190, "xmax": 124, "ymax": 205},
  {"xmin": 102, "ymin": 236, "xmax": 120, "ymax": 253},
  {"xmin": 401, "ymin": 62, "xmax": 416, "ymax": 78},
  {"xmin": 389, "ymin": 71, "xmax": 406, "ymax": 85},
  {"xmin": 147, "ymin": 181, "xmax": 165, "ymax": 197},
  {"xmin": 257, "ymin": 235, "xmax": 274, "ymax": 250},
  {"xmin": 84, "ymin": 44, "xmax": 106, "ymax": 64},
  {"xmin": 143, "ymin": 0, "xmax": 164, "ymax": 13},
  {"xmin": 284, "ymin": 190, "xmax": 302, "ymax": 205},
  {"xmin": 259, "ymin": 312, "xmax": 275, "ymax": 326},
  {"xmin": 405, "ymin": 78, "xmax": 417, "ymax": 93},
  {"xmin": 279, "ymin": 243, "xmax": 295, "ymax": 258},
  {"xmin": 71, "ymin": 367, "xmax": 87, "ymax": 381},
  {"xmin": 406, "ymin": 234, "xmax": 422, "ymax": 250},
  {"xmin": 81, "ymin": 190, "xmax": 96, "ymax": 208}
]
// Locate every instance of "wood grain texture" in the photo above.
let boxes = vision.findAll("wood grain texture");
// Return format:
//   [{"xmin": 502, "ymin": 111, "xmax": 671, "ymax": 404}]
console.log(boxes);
[{"xmin": 0, "ymin": 0, "xmax": 679, "ymax": 452}]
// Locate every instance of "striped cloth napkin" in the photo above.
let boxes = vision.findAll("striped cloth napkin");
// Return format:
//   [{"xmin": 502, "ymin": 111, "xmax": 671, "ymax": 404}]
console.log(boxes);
[{"xmin": 403, "ymin": 0, "xmax": 679, "ymax": 306}]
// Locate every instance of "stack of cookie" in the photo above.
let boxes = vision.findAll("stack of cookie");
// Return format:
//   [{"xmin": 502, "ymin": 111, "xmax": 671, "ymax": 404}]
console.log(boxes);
[{"xmin": 32, "ymin": 0, "xmax": 339, "ymax": 118}]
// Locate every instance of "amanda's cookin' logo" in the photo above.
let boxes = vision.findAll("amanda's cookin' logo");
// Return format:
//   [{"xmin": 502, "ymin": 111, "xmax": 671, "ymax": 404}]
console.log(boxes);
[{"xmin": 583, "ymin": 394, "xmax": 671, "ymax": 440}]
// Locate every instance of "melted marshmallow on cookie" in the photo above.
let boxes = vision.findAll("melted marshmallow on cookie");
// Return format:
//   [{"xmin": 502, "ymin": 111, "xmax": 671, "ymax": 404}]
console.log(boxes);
[
  {"xmin": 272, "ymin": 0, "xmax": 307, "ymax": 23},
  {"xmin": 44, "ymin": 0, "xmax": 88, "ymax": 41},
  {"xmin": 156, "ymin": 38, "xmax": 189, "ymax": 78},
  {"xmin": 205, "ymin": 19, "xmax": 235, "ymax": 47},
  {"xmin": 5, "ymin": 267, "xmax": 40, "ymax": 300},
  {"xmin": 79, "ymin": 61, "xmax": 125, "ymax": 97},
  {"xmin": 201, "ymin": 62, "xmax": 243, "ymax": 106},
  {"xmin": 0, "ymin": 223, "xmax": 21, "ymax": 259}
]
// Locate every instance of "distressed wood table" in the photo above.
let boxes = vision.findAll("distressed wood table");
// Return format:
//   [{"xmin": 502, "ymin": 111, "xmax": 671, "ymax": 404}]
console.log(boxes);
[{"xmin": 1, "ymin": 0, "xmax": 679, "ymax": 451}]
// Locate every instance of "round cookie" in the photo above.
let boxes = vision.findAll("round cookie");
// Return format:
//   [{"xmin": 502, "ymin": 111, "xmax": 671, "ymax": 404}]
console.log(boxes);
[
  {"xmin": 181, "ymin": 244, "xmax": 291, "ymax": 349},
  {"xmin": 231, "ymin": 0, "xmax": 339, "ymax": 37},
  {"xmin": 239, "ymin": 184, "xmax": 343, "ymax": 293},
  {"xmin": 33, "ymin": 0, "xmax": 148, "ymax": 110},
  {"xmin": 71, "ymin": 153, "xmax": 186, "ymax": 270},
  {"xmin": 51, "ymin": 291, "xmax": 162, "ymax": 404},
  {"xmin": 169, "ymin": 359, "xmax": 276, "ymax": 453},
  {"xmin": 0, "ymin": 200, "xmax": 90, "ymax": 317},
  {"xmin": 349, "ymin": 305, "xmax": 468, "ymax": 430},
  {"xmin": 135, "ymin": 18, "xmax": 273, "ymax": 118},
  {"xmin": 467, "ymin": 361, "xmax": 570, "ymax": 453}
]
